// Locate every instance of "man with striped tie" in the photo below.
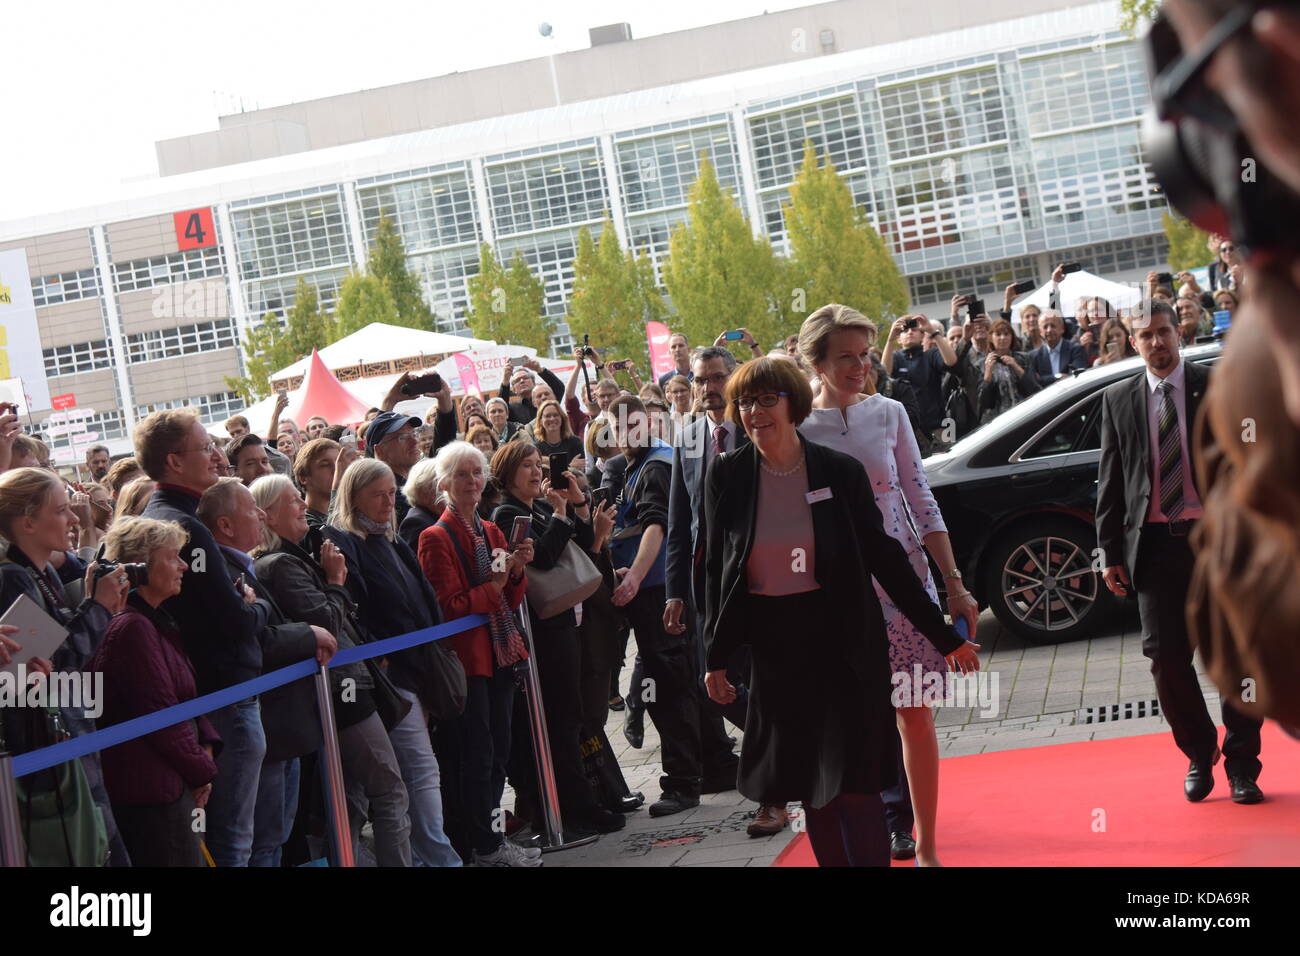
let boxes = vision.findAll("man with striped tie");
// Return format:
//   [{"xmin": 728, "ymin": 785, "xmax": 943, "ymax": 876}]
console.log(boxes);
[{"xmin": 1096, "ymin": 300, "xmax": 1263, "ymax": 804}]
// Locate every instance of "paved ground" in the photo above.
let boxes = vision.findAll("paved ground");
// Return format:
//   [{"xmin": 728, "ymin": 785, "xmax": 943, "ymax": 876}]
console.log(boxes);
[{"xmin": 527, "ymin": 601, "xmax": 1230, "ymax": 867}]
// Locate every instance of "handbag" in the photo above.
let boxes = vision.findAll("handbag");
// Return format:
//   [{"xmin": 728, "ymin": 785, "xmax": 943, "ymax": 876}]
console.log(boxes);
[
  {"xmin": 0, "ymin": 706, "xmax": 108, "ymax": 867},
  {"xmin": 526, "ymin": 540, "xmax": 602, "ymax": 620}
]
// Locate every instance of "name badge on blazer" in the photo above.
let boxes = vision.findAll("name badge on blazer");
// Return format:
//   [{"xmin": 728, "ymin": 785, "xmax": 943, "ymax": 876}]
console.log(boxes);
[{"xmin": 805, "ymin": 487, "xmax": 833, "ymax": 504}]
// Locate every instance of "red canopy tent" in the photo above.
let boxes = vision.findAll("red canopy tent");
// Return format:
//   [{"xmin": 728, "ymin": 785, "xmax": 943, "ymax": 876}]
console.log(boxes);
[{"xmin": 285, "ymin": 349, "xmax": 373, "ymax": 427}]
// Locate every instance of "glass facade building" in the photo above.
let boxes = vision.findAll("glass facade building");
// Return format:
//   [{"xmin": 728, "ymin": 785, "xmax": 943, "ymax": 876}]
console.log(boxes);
[{"xmin": 1, "ymin": 2, "xmax": 1173, "ymax": 452}]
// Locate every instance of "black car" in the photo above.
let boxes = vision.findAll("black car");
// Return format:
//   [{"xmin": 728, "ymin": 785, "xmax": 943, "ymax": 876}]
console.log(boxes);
[{"xmin": 924, "ymin": 343, "xmax": 1222, "ymax": 644}]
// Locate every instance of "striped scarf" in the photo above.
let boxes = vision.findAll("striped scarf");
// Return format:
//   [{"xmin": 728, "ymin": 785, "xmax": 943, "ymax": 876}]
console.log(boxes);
[{"xmin": 447, "ymin": 504, "xmax": 526, "ymax": 667}]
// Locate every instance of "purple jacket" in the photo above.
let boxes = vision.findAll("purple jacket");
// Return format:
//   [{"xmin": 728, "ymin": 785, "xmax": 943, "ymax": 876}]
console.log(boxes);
[{"xmin": 90, "ymin": 594, "xmax": 220, "ymax": 807}]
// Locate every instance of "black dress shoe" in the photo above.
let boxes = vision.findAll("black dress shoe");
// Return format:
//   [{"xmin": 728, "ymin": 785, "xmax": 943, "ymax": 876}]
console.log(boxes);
[
  {"xmin": 574, "ymin": 807, "xmax": 626, "ymax": 833},
  {"xmin": 648, "ymin": 791, "xmax": 699, "ymax": 817},
  {"xmin": 608, "ymin": 695, "xmax": 625, "ymax": 712},
  {"xmin": 1229, "ymin": 775, "xmax": 1264, "ymax": 805},
  {"xmin": 890, "ymin": 831, "xmax": 917, "ymax": 860},
  {"xmin": 623, "ymin": 708, "xmax": 644, "ymax": 749},
  {"xmin": 1184, "ymin": 760, "xmax": 1215, "ymax": 802},
  {"xmin": 608, "ymin": 791, "xmax": 644, "ymax": 814}
]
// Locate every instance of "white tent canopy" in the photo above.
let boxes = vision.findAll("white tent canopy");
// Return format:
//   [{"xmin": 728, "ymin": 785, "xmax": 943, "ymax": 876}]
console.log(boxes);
[
  {"xmin": 269, "ymin": 323, "xmax": 497, "ymax": 381},
  {"xmin": 1007, "ymin": 270, "xmax": 1144, "ymax": 325}
]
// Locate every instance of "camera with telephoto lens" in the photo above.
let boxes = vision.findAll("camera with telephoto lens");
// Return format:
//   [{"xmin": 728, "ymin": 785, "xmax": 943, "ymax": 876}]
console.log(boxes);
[
  {"xmin": 1142, "ymin": 7, "xmax": 1300, "ymax": 261},
  {"xmin": 92, "ymin": 544, "xmax": 148, "ymax": 589}
]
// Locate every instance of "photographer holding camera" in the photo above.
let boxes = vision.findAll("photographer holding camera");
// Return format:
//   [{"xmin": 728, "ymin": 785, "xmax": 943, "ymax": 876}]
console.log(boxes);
[{"xmin": 881, "ymin": 313, "xmax": 958, "ymax": 449}]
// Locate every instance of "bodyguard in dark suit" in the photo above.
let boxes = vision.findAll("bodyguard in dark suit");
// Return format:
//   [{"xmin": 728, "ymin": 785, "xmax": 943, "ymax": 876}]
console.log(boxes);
[
  {"xmin": 1096, "ymin": 301, "xmax": 1263, "ymax": 804},
  {"xmin": 1029, "ymin": 310, "xmax": 1088, "ymax": 381}
]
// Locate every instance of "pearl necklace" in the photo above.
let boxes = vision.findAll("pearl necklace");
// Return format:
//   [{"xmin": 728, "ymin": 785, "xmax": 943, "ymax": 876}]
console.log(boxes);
[{"xmin": 760, "ymin": 454, "xmax": 805, "ymax": 478}]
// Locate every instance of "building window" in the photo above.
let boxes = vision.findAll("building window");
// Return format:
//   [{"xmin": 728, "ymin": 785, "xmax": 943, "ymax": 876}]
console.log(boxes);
[
  {"xmin": 31, "ymin": 267, "xmax": 101, "ymax": 307},
  {"xmin": 888, "ymin": 148, "xmax": 1020, "ymax": 253},
  {"xmin": 136, "ymin": 390, "xmax": 244, "ymax": 424},
  {"xmin": 43, "ymin": 339, "xmax": 114, "ymax": 377},
  {"xmin": 358, "ymin": 170, "xmax": 480, "ymax": 254},
  {"xmin": 1018, "ymin": 42, "xmax": 1147, "ymax": 136},
  {"xmin": 125, "ymin": 319, "xmax": 238, "ymax": 364},
  {"xmin": 112, "ymin": 245, "xmax": 225, "ymax": 294},
  {"xmin": 496, "ymin": 228, "xmax": 592, "ymax": 352},
  {"xmin": 405, "ymin": 246, "xmax": 480, "ymax": 336},
  {"xmin": 244, "ymin": 268, "xmax": 348, "ymax": 321},
  {"xmin": 616, "ymin": 124, "xmax": 741, "ymax": 214},
  {"xmin": 486, "ymin": 148, "xmax": 607, "ymax": 237},
  {"xmin": 878, "ymin": 66, "xmax": 1007, "ymax": 161},
  {"xmin": 1052, "ymin": 234, "xmax": 1169, "ymax": 276},
  {"xmin": 749, "ymin": 94, "xmax": 868, "ymax": 189},
  {"xmin": 907, "ymin": 255, "xmax": 1039, "ymax": 305},
  {"xmin": 1033, "ymin": 124, "xmax": 1162, "ymax": 227},
  {"xmin": 230, "ymin": 193, "xmax": 352, "ymax": 281}
]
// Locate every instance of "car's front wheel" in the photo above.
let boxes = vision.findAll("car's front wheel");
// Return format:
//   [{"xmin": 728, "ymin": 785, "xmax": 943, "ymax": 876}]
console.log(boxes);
[{"xmin": 981, "ymin": 516, "xmax": 1110, "ymax": 644}]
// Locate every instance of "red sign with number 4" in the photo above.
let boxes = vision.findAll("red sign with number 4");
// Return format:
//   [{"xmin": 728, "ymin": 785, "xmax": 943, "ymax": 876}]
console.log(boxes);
[{"xmin": 174, "ymin": 208, "xmax": 216, "ymax": 250}]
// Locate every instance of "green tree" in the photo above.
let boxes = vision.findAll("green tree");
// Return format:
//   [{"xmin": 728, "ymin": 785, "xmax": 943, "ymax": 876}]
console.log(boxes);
[
  {"xmin": 465, "ymin": 243, "xmax": 551, "ymax": 352},
  {"xmin": 1118, "ymin": 0, "xmax": 1159, "ymax": 34},
  {"xmin": 225, "ymin": 278, "xmax": 332, "ymax": 403},
  {"xmin": 333, "ymin": 268, "xmax": 399, "ymax": 338},
  {"xmin": 567, "ymin": 218, "xmax": 669, "ymax": 366},
  {"xmin": 783, "ymin": 144, "xmax": 909, "ymax": 334},
  {"xmin": 1163, "ymin": 211, "xmax": 1215, "ymax": 272},
  {"xmin": 663, "ymin": 156, "xmax": 784, "ymax": 357},
  {"xmin": 368, "ymin": 212, "xmax": 435, "ymax": 330}
]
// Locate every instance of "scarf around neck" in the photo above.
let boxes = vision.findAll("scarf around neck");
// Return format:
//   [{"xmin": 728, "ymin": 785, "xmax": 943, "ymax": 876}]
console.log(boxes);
[{"xmin": 446, "ymin": 504, "xmax": 526, "ymax": 667}]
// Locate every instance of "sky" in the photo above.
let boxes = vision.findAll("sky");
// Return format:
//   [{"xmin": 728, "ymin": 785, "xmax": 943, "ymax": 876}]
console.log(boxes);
[{"xmin": 0, "ymin": 0, "xmax": 809, "ymax": 223}]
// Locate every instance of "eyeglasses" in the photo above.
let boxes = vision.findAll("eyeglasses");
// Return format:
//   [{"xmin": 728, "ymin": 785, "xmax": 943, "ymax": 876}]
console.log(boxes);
[
  {"xmin": 695, "ymin": 373, "xmax": 730, "ymax": 387},
  {"xmin": 1153, "ymin": 4, "xmax": 1257, "ymax": 126},
  {"xmin": 734, "ymin": 392, "xmax": 787, "ymax": 411},
  {"xmin": 180, "ymin": 441, "xmax": 217, "ymax": 456}
]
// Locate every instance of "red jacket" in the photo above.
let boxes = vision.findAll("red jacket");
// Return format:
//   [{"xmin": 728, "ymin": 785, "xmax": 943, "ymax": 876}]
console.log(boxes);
[
  {"xmin": 419, "ymin": 511, "xmax": 527, "ymax": 678},
  {"xmin": 89, "ymin": 595, "xmax": 220, "ymax": 807}
]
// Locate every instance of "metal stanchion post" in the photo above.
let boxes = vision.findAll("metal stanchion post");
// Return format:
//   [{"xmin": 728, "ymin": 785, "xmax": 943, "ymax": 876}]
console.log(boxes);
[
  {"xmin": 516, "ymin": 596, "xmax": 598, "ymax": 852},
  {"xmin": 314, "ymin": 666, "xmax": 354, "ymax": 867},
  {"xmin": 0, "ymin": 753, "xmax": 25, "ymax": 867}
]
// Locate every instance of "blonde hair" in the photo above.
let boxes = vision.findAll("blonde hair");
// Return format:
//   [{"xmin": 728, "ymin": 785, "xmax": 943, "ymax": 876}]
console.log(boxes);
[
  {"xmin": 332, "ymin": 458, "xmax": 396, "ymax": 540},
  {"xmin": 293, "ymin": 437, "xmax": 341, "ymax": 486},
  {"xmin": 529, "ymin": 399, "xmax": 572, "ymax": 442},
  {"xmin": 114, "ymin": 477, "xmax": 157, "ymax": 520},
  {"xmin": 798, "ymin": 303, "xmax": 879, "ymax": 371},
  {"xmin": 0, "ymin": 467, "xmax": 65, "ymax": 540},
  {"xmin": 249, "ymin": 474, "xmax": 298, "ymax": 557},
  {"xmin": 102, "ymin": 516, "xmax": 187, "ymax": 564},
  {"xmin": 134, "ymin": 407, "xmax": 202, "ymax": 480}
]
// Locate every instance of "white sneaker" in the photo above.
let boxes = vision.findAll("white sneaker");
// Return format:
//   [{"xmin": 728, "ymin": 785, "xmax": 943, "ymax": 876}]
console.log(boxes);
[{"xmin": 473, "ymin": 841, "xmax": 544, "ymax": 867}]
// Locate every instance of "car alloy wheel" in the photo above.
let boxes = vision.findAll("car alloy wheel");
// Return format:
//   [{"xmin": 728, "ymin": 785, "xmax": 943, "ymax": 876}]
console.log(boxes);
[{"xmin": 1000, "ymin": 534, "xmax": 1098, "ymax": 634}]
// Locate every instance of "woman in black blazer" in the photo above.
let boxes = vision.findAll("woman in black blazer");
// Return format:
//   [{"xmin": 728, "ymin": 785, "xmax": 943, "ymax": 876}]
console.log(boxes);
[
  {"xmin": 490, "ymin": 441, "xmax": 625, "ymax": 835},
  {"xmin": 701, "ymin": 359, "xmax": 980, "ymax": 867}
]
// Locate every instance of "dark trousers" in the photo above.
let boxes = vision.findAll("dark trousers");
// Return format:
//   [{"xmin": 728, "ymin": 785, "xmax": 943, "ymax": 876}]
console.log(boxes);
[
  {"xmin": 579, "ymin": 582, "xmax": 623, "ymax": 734},
  {"xmin": 457, "ymin": 667, "xmax": 516, "ymax": 854},
  {"xmin": 804, "ymin": 791, "xmax": 890, "ymax": 867},
  {"xmin": 880, "ymin": 726, "xmax": 913, "ymax": 835},
  {"xmin": 623, "ymin": 582, "xmax": 703, "ymax": 796},
  {"xmin": 525, "ymin": 617, "xmax": 599, "ymax": 819},
  {"xmin": 113, "ymin": 792, "xmax": 204, "ymax": 867},
  {"xmin": 1136, "ymin": 525, "xmax": 1262, "ymax": 778},
  {"xmin": 683, "ymin": 600, "xmax": 742, "ymax": 774}
]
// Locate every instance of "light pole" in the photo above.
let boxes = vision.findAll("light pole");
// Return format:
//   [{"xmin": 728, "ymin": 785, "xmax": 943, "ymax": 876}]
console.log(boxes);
[{"xmin": 539, "ymin": 23, "xmax": 561, "ymax": 107}]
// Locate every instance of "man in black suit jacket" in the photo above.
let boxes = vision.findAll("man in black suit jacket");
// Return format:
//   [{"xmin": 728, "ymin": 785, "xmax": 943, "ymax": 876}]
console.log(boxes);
[
  {"xmin": 199, "ymin": 477, "xmax": 334, "ymax": 867},
  {"xmin": 1096, "ymin": 301, "xmax": 1262, "ymax": 804},
  {"xmin": 1030, "ymin": 310, "xmax": 1088, "ymax": 381}
]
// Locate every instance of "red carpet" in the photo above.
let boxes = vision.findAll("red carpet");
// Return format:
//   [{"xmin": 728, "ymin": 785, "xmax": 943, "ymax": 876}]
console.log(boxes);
[{"xmin": 773, "ymin": 722, "xmax": 1299, "ymax": 866}]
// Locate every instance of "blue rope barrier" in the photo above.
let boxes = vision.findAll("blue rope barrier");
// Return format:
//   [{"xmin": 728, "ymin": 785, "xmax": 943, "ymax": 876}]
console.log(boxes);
[{"xmin": 10, "ymin": 613, "xmax": 487, "ymax": 779}]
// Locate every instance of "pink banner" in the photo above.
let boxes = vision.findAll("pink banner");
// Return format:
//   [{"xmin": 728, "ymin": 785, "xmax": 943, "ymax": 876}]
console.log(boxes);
[
  {"xmin": 453, "ymin": 353, "xmax": 482, "ymax": 397},
  {"xmin": 647, "ymin": 321, "xmax": 674, "ymax": 379}
]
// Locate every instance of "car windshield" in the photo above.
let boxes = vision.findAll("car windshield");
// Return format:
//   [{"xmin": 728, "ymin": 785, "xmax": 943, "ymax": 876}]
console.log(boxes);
[{"xmin": 935, "ymin": 343, "xmax": 1222, "ymax": 459}]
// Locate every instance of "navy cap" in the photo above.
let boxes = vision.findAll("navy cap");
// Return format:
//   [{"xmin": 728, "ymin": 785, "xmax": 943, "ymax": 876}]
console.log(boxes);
[{"xmin": 364, "ymin": 411, "xmax": 420, "ymax": 456}]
